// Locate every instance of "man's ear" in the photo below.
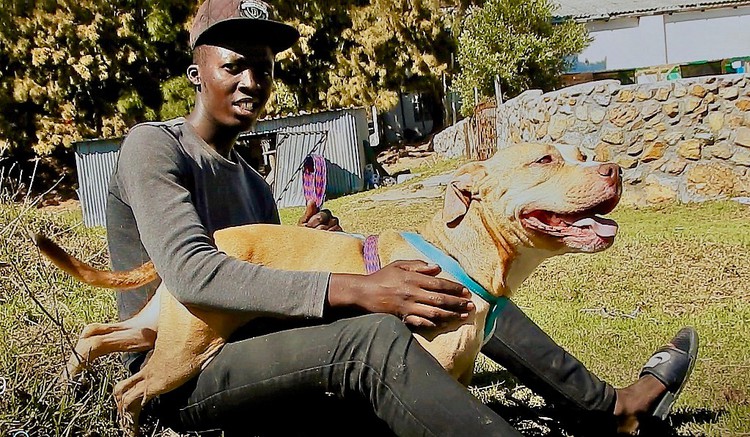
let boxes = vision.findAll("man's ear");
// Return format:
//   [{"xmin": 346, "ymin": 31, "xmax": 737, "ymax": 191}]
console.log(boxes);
[
  {"xmin": 187, "ymin": 65, "xmax": 201, "ymax": 88},
  {"xmin": 443, "ymin": 162, "xmax": 486, "ymax": 227}
]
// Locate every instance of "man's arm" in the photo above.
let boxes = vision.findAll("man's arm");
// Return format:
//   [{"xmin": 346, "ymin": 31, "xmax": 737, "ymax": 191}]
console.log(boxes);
[
  {"xmin": 115, "ymin": 124, "xmax": 329, "ymax": 318},
  {"xmin": 296, "ymin": 202, "xmax": 474, "ymax": 326}
]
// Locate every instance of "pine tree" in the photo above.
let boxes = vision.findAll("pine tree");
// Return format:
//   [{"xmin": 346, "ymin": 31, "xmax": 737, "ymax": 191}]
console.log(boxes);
[
  {"xmin": 275, "ymin": 0, "xmax": 458, "ymax": 120},
  {"xmin": 0, "ymin": 0, "xmax": 470, "ymax": 156}
]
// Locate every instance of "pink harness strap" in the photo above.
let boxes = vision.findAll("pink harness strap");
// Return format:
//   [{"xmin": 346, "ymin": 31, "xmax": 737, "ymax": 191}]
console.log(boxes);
[
  {"xmin": 363, "ymin": 235, "xmax": 381, "ymax": 274},
  {"xmin": 302, "ymin": 154, "xmax": 327, "ymax": 208}
]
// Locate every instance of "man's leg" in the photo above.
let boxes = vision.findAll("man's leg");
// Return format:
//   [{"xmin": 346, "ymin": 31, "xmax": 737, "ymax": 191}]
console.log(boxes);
[
  {"xmin": 481, "ymin": 300, "xmax": 669, "ymax": 433},
  {"xmin": 154, "ymin": 314, "xmax": 522, "ymax": 437}
]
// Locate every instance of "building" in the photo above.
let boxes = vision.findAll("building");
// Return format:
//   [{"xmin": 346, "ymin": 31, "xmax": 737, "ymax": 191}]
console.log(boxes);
[
  {"xmin": 239, "ymin": 108, "xmax": 369, "ymax": 208},
  {"xmin": 379, "ymin": 92, "xmax": 437, "ymax": 145},
  {"xmin": 558, "ymin": 0, "xmax": 750, "ymax": 84}
]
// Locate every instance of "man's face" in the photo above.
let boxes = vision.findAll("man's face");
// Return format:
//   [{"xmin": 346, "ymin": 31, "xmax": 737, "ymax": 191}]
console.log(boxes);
[{"xmin": 194, "ymin": 42, "xmax": 274, "ymax": 130}]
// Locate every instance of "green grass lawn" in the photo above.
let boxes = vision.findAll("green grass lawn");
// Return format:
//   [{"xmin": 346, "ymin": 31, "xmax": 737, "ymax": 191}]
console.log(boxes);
[{"xmin": 1, "ymin": 161, "xmax": 748, "ymax": 436}]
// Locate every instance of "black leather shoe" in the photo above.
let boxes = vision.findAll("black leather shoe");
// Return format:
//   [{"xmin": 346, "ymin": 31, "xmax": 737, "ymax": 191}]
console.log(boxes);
[{"xmin": 639, "ymin": 327, "xmax": 699, "ymax": 420}]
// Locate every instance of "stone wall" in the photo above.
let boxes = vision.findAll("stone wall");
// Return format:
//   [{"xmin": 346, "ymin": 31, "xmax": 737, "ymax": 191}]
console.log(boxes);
[
  {"xmin": 433, "ymin": 116, "xmax": 474, "ymax": 158},
  {"xmin": 493, "ymin": 74, "xmax": 750, "ymax": 205}
]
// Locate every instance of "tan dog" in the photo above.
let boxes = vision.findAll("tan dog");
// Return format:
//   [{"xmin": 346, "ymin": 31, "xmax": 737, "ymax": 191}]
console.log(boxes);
[{"xmin": 36, "ymin": 142, "xmax": 621, "ymax": 435}]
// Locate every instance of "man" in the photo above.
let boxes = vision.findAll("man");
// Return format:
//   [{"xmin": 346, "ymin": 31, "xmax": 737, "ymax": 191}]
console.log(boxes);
[{"xmin": 106, "ymin": 0, "xmax": 697, "ymax": 435}]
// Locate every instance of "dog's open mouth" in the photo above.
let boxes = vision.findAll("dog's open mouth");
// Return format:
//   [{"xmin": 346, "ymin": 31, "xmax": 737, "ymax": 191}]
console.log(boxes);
[{"xmin": 520, "ymin": 195, "xmax": 619, "ymax": 252}]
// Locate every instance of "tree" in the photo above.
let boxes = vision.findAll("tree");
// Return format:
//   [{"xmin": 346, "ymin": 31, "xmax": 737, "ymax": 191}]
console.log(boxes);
[
  {"xmin": 454, "ymin": 0, "xmax": 589, "ymax": 114},
  {"xmin": 0, "ymin": 0, "xmax": 469, "ymax": 157},
  {"xmin": 274, "ymin": 0, "xmax": 459, "ymax": 122},
  {"xmin": 0, "ymin": 0, "xmax": 193, "ymax": 156}
]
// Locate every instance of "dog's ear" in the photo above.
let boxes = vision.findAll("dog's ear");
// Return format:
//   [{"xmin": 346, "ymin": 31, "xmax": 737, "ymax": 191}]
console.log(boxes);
[{"xmin": 443, "ymin": 163, "xmax": 486, "ymax": 227}]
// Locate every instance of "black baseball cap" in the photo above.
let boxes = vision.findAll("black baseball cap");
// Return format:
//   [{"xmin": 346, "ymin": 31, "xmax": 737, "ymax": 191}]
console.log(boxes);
[{"xmin": 189, "ymin": 0, "xmax": 300, "ymax": 53}]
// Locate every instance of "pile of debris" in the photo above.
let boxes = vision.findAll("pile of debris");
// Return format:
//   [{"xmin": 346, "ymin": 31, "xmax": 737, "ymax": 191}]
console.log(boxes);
[{"xmin": 377, "ymin": 141, "xmax": 434, "ymax": 166}]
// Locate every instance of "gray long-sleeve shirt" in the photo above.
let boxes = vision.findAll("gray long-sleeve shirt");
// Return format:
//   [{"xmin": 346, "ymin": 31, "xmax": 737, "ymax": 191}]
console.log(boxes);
[{"xmin": 106, "ymin": 118, "xmax": 330, "ymax": 357}]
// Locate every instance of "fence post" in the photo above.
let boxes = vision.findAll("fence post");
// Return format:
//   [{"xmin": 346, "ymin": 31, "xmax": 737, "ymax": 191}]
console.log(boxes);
[{"xmin": 494, "ymin": 75, "xmax": 503, "ymax": 107}]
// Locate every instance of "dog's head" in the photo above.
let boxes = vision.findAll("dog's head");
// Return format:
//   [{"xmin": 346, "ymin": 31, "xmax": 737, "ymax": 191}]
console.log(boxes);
[{"xmin": 443, "ymin": 142, "xmax": 621, "ymax": 254}]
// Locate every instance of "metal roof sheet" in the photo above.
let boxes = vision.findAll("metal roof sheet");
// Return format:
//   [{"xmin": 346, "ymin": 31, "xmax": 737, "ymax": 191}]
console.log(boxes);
[
  {"xmin": 246, "ymin": 108, "xmax": 369, "ymax": 208},
  {"xmin": 554, "ymin": 0, "xmax": 750, "ymax": 20},
  {"xmin": 74, "ymin": 138, "xmax": 121, "ymax": 227}
]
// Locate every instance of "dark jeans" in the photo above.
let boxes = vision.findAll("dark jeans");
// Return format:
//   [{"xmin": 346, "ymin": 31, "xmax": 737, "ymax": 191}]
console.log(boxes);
[
  {"xmin": 151, "ymin": 313, "xmax": 522, "ymax": 436},
  {"xmin": 149, "ymin": 301, "xmax": 619, "ymax": 436},
  {"xmin": 480, "ymin": 300, "xmax": 618, "ymax": 432}
]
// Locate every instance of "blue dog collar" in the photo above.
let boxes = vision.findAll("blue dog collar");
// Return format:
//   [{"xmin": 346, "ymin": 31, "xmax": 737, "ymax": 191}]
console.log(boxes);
[{"xmin": 400, "ymin": 232, "xmax": 508, "ymax": 343}]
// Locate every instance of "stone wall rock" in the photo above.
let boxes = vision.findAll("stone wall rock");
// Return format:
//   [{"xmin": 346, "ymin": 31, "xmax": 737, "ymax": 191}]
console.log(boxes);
[
  {"xmin": 433, "ymin": 73, "xmax": 750, "ymax": 205},
  {"xmin": 491, "ymin": 74, "xmax": 750, "ymax": 205},
  {"xmin": 433, "ymin": 117, "xmax": 472, "ymax": 158}
]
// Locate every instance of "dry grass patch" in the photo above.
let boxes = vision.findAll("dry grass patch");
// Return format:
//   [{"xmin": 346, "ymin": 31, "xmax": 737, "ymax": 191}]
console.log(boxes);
[{"xmin": 0, "ymin": 201, "xmax": 124, "ymax": 436}]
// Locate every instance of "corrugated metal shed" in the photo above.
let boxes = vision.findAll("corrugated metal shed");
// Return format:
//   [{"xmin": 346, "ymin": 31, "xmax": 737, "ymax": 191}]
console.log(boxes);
[
  {"xmin": 554, "ymin": 0, "xmax": 750, "ymax": 20},
  {"xmin": 248, "ymin": 108, "xmax": 369, "ymax": 208},
  {"xmin": 74, "ymin": 138, "xmax": 121, "ymax": 227}
]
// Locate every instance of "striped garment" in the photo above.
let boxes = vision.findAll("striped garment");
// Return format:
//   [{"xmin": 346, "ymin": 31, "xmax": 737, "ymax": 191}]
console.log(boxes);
[
  {"xmin": 302, "ymin": 154, "xmax": 327, "ymax": 208},
  {"xmin": 363, "ymin": 235, "xmax": 381, "ymax": 274}
]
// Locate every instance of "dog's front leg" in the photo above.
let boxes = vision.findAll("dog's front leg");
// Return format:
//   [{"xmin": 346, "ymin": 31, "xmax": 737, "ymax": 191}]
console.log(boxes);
[{"xmin": 113, "ymin": 370, "xmax": 149, "ymax": 437}]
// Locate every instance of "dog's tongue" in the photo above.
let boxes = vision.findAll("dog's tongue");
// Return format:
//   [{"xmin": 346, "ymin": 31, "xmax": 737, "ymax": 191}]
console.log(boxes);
[{"xmin": 571, "ymin": 216, "xmax": 618, "ymax": 238}]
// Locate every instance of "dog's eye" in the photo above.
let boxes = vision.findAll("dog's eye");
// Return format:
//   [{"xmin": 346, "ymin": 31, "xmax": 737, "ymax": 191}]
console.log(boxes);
[{"xmin": 535, "ymin": 155, "xmax": 554, "ymax": 164}]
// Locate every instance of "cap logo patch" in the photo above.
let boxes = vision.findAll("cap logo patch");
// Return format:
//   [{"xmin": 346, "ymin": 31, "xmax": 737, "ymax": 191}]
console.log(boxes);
[{"xmin": 239, "ymin": 0, "xmax": 269, "ymax": 20}]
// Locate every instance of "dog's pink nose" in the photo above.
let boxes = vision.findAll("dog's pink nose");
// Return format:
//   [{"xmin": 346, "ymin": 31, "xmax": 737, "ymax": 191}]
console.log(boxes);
[{"xmin": 598, "ymin": 163, "xmax": 621, "ymax": 183}]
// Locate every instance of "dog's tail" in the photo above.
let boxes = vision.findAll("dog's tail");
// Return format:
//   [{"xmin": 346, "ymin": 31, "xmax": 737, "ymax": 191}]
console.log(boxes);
[{"xmin": 32, "ymin": 233, "xmax": 158, "ymax": 290}]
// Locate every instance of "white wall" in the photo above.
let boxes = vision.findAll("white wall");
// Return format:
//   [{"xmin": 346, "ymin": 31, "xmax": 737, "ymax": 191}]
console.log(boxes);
[
  {"xmin": 573, "ymin": 16, "xmax": 666, "ymax": 71},
  {"xmin": 665, "ymin": 6, "xmax": 750, "ymax": 64},
  {"xmin": 569, "ymin": 6, "xmax": 750, "ymax": 73}
]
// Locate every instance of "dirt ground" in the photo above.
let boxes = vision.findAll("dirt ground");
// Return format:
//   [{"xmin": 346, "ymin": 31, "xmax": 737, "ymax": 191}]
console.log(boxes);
[
  {"xmin": 40, "ymin": 198, "xmax": 81, "ymax": 213},
  {"xmin": 381, "ymin": 154, "xmax": 438, "ymax": 175}
]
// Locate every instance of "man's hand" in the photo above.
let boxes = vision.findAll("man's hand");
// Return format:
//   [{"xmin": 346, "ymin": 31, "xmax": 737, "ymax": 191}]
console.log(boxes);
[
  {"xmin": 328, "ymin": 260, "xmax": 475, "ymax": 328},
  {"xmin": 298, "ymin": 200, "xmax": 342, "ymax": 231}
]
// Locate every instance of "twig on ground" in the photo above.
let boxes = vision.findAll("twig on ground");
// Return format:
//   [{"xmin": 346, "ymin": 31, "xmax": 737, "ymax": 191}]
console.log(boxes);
[
  {"xmin": 0, "ymin": 173, "xmax": 64, "ymax": 237},
  {"xmin": 7, "ymin": 260, "xmax": 75, "ymax": 351},
  {"xmin": 24, "ymin": 158, "xmax": 39, "ymax": 205},
  {"xmin": 580, "ymin": 306, "xmax": 642, "ymax": 319}
]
